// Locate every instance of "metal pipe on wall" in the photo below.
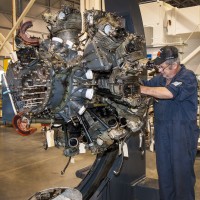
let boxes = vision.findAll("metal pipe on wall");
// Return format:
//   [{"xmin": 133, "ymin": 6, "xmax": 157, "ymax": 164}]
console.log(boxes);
[
  {"xmin": 46, "ymin": 0, "xmax": 51, "ymax": 13},
  {"xmin": 17, "ymin": 0, "xmax": 23, "ymax": 17},
  {"xmin": 12, "ymin": 0, "xmax": 17, "ymax": 51},
  {"xmin": 80, "ymin": 0, "xmax": 86, "ymax": 33}
]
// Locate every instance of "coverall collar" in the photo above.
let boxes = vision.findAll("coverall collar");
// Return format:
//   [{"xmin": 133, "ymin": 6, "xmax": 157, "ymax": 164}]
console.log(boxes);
[{"xmin": 160, "ymin": 64, "xmax": 185, "ymax": 86}]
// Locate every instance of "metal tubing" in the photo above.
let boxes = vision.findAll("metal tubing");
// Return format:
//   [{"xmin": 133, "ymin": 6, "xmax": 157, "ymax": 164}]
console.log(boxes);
[
  {"xmin": 77, "ymin": 116, "xmax": 93, "ymax": 144},
  {"xmin": 87, "ymin": 109, "xmax": 109, "ymax": 129},
  {"xmin": 31, "ymin": 118, "xmax": 64, "ymax": 124}
]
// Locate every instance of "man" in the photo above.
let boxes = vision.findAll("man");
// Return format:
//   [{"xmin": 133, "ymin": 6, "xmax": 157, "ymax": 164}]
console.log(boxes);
[{"xmin": 140, "ymin": 46, "xmax": 199, "ymax": 200}]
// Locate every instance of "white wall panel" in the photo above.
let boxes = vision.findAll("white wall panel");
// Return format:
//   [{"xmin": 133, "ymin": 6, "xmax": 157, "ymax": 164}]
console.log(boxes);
[
  {"xmin": 167, "ymin": 6, "xmax": 200, "ymax": 35},
  {"xmin": 140, "ymin": 1, "xmax": 200, "ymax": 73}
]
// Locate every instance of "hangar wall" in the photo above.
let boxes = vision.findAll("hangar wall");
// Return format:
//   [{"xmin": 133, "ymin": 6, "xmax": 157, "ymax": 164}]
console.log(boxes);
[{"xmin": 139, "ymin": 1, "xmax": 200, "ymax": 73}]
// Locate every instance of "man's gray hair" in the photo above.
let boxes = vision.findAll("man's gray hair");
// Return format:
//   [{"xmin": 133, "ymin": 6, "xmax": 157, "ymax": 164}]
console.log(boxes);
[
  {"xmin": 165, "ymin": 57, "xmax": 180, "ymax": 65},
  {"xmin": 165, "ymin": 57, "xmax": 180, "ymax": 69}
]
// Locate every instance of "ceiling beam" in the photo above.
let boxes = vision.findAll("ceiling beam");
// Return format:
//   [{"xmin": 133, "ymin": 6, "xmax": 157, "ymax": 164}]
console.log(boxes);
[{"xmin": 182, "ymin": 45, "xmax": 200, "ymax": 64}]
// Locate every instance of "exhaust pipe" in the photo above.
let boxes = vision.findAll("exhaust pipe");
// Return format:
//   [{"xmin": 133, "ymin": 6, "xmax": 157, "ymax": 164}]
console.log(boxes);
[{"xmin": 68, "ymin": 138, "xmax": 79, "ymax": 148}]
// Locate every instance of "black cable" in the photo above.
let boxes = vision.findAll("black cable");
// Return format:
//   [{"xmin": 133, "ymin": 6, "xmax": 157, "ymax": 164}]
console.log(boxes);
[{"xmin": 61, "ymin": 156, "xmax": 71, "ymax": 175}]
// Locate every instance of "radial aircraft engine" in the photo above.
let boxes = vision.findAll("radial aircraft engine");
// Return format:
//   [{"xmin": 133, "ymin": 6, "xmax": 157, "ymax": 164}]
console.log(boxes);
[{"xmin": 6, "ymin": 6, "xmax": 149, "ymax": 161}]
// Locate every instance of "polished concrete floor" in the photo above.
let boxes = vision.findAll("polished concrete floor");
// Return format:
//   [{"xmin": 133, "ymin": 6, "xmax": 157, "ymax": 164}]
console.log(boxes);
[{"xmin": 0, "ymin": 124, "xmax": 199, "ymax": 200}]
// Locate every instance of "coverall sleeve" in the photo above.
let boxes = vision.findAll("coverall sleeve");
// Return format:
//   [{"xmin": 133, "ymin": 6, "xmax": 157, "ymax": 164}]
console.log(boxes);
[
  {"xmin": 142, "ymin": 75, "xmax": 160, "ymax": 87},
  {"xmin": 166, "ymin": 72, "xmax": 197, "ymax": 101}
]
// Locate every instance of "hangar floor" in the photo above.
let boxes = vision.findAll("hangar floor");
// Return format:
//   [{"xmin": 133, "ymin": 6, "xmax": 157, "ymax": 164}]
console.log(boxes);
[{"xmin": 0, "ymin": 124, "xmax": 199, "ymax": 200}]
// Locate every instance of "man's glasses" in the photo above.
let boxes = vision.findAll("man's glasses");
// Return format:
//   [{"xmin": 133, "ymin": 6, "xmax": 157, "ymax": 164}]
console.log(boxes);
[{"xmin": 156, "ymin": 64, "xmax": 171, "ymax": 71}]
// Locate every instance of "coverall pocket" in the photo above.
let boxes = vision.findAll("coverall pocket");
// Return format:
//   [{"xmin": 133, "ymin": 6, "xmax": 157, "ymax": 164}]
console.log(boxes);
[{"xmin": 183, "ymin": 122, "xmax": 199, "ymax": 162}]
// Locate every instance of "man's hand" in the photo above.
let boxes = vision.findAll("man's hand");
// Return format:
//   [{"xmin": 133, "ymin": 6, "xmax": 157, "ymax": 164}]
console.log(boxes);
[{"xmin": 146, "ymin": 60, "xmax": 155, "ymax": 70}]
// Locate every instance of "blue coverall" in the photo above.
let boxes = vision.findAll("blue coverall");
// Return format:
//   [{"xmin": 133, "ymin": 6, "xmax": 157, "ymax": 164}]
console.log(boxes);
[{"xmin": 143, "ymin": 65, "xmax": 199, "ymax": 200}]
